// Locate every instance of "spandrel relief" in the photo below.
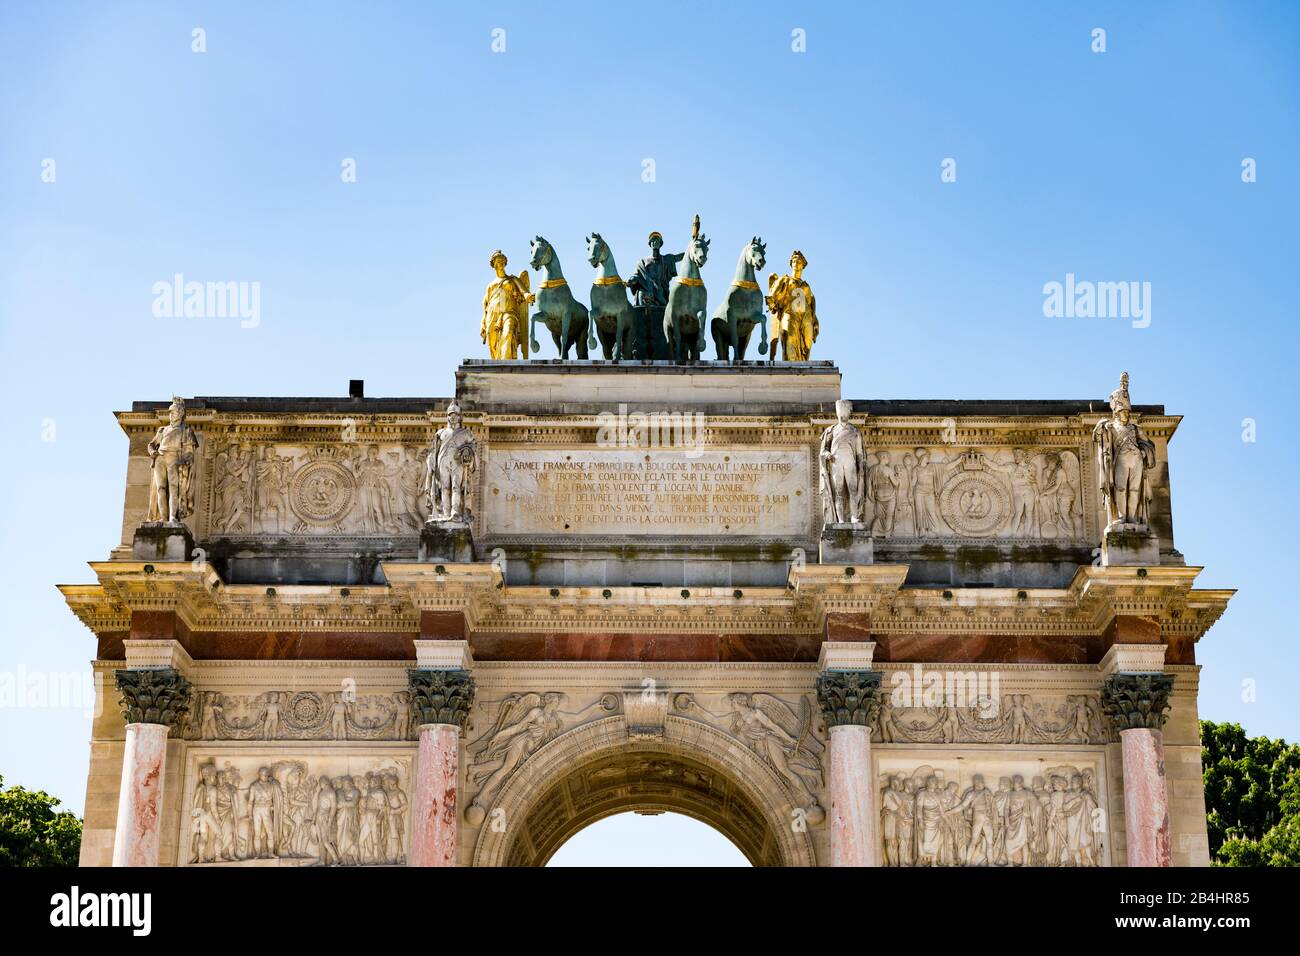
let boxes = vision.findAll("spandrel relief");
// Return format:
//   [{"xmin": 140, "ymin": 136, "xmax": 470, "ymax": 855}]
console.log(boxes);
[
  {"xmin": 463, "ymin": 691, "xmax": 619, "ymax": 824},
  {"xmin": 183, "ymin": 755, "xmax": 412, "ymax": 866},
  {"xmin": 205, "ymin": 441, "xmax": 431, "ymax": 536},
  {"xmin": 878, "ymin": 757, "xmax": 1107, "ymax": 867},
  {"xmin": 675, "ymin": 691, "xmax": 827, "ymax": 825}
]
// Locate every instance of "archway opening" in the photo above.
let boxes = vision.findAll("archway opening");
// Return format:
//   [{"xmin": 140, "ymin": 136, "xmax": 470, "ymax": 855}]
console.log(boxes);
[
  {"xmin": 545, "ymin": 811, "xmax": 750, "ymax": 867},
  {"xmin": 492, "ymin": 742, "xmax": 790, "ymax": 866}
]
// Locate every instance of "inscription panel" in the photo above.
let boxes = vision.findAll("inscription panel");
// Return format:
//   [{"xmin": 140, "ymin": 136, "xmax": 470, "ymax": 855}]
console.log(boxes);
[{"xmin": 483, "ymin": 448, "xmax": 811, "ymax": 536}]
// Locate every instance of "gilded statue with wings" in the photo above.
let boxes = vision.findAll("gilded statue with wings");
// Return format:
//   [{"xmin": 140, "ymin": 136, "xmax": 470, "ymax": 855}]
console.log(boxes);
[
  {"xmin": 765, "ymin": 250, "xmax": 819, "ymax": 361},
  {"xmin": 481, "ymin": 249, "xmax": 533, "ymax": 359}
]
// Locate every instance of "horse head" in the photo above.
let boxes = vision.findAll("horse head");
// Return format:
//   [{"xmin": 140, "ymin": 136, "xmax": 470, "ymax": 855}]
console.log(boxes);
[
  {"xmin": 529, "ymin": 236, "xmax": 552, "ymax": 272},
  {"xmin": 746, "ymin": 235, "xmax": 767, "ymax": 272},
  {"xmin": 688, "ymin": 233, "xmax": 710, "ymax": 269},
  {"xmin": 585, "ymin": 232, "xmax": 608, "ymax": 268}
]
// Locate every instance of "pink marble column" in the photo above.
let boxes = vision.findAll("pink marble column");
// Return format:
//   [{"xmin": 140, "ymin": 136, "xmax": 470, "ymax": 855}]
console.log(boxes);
[
  {"xmin": 816, "ymin": 668, "xmax": 883, "ymax": 867},
  {"xmin": 829, "ymin": 723, "xmax": 877, "ymax": 867},
  {"xmin": 112, "ymin": 722, "xmax": 170, "ymax": 867},
  {"xmin": 1120, "ymin": 727, "xmax": 1171, "ymax": 867},
  {"xmin": 111, "ymin": 666, "xmax": 190, "ymax": 868},
  {"xmin": 1101, "ymin": 671, "xmax": 1174, "ymax": 867},
  {"xmin": 409, "ymin": 723, "xmax": 461, "ymax": 867},
  {"xmin": 406, "ymin": 667, "xmax": 474, "ymax": 867}
]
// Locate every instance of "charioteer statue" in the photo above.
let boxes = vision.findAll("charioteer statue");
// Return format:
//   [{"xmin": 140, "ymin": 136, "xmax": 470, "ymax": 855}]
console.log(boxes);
[{"xmin": 627, "ymin": 230, "xmax": 684, "ymax": 359}]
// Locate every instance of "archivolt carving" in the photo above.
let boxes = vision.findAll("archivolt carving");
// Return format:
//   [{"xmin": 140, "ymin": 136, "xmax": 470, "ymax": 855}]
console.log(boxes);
[{"xmin": 470, "ymin": 712, "xmax": 817, "ymax": 867}]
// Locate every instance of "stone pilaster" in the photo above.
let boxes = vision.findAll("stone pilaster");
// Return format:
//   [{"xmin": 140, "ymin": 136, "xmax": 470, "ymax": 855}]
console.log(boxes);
[
  {"xmin": 1102, "ymin": 672, "xmax": 1175, "ymax": 867},
  {"xmin": 111, "ymin": 667, "xmax": 191, "ymax": 867},
  {"xmin": 816, "ymin": 669, "xmax": 884, "ymax": 867},
  {"xmin": 407, "ymin": 668, "xmax": 475, "ymax": 867}
]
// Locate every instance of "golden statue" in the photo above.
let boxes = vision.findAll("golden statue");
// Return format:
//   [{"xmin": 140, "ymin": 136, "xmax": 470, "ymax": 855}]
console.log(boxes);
[
  {"xmin": 765, "ymin": 250, "xmax": 819, "ymax": 362},
  {"xmin": 481, "ymin": 250, "xmax": 533, "ymax": 359}
]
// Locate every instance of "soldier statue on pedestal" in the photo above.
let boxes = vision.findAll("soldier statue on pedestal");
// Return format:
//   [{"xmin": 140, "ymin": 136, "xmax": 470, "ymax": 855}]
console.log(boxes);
[
  {"xmin": 626, "ymin": 231, "xmax": 684, "ymax": 359},
  {"xmin": 146, "ymin": 397, "xmax": 200, "ymax": 524}
]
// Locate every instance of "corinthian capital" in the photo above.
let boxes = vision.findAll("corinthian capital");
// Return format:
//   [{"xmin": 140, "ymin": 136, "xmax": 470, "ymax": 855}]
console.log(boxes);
[
  {"xmin": 815, "ymin": 669, "xmax": 884, "ymax": 727},
  {"xmin": 1100, "ymin": 673, "xmax": 1175, "ymax": 732},
  {"xmin": 407, "ymin": 669, "xmax": 475, "ymax": 728},
  {"xmin": 114, "ymin": 667, "xmax": 192, "ymax": 727}
]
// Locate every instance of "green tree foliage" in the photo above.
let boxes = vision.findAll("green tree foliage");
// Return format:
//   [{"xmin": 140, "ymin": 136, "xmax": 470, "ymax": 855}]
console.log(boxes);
[
  {"xmin": 0, "ymin": 774, "xmax": 82, "ymax": 867},
  {"xmin": 1201, "ymin": 720, "xmax": 1300, "ymax": 866}
]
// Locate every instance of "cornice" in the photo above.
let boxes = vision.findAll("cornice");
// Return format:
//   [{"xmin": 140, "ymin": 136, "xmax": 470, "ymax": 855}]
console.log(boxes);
[{"xmin": 59, "ymin": 560, "xmax": 1232, "ymax": 644}]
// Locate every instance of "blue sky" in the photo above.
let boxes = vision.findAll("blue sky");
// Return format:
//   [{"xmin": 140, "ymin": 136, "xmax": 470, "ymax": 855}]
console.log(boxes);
[{"xmin": 1, "ymin": 2, "xmax": 1297, "ymax": 862}]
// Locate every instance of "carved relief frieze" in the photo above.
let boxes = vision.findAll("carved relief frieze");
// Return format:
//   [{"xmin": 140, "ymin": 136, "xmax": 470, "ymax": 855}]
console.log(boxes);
[
  {"xmin": 181, "ymin": 689, "xmax": 413, "ymax": 741},
  {"xmin": 874, "ymin": 691, "xmax": 1111, "ymax": 745},
  {"xmin": 205, "ymin": 440, "xmax": 429, "ymax": 536},
  {"xmin": 183, "ymin": 754, "xmax": 412, "ymax": 867},
  {"xmin": 857, "ymin": 446, "xmax": 1089, "ymax": 541},
  {"xmin": 877, "ymin": 756, "xmax": 1107, "ymax": 867}
]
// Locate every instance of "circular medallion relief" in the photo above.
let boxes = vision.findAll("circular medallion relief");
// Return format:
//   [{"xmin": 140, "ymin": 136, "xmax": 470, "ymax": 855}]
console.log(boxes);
[
  {"xmin": 290, "ymin": 459, "xmax": 355, "ymax": 525},
  {"xmin": 939, "ymin": 472, "xmax": 1008, "ymax": 537},
  {"xmin": 284, "ymin": 692, "xmax": 326, "ymax": 730}
]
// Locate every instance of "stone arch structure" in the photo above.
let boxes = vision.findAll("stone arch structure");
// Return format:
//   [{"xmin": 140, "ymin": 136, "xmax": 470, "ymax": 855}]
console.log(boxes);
[{"xmin": 470, "ymin": 714, "xmax": 817, "ymax": 867}]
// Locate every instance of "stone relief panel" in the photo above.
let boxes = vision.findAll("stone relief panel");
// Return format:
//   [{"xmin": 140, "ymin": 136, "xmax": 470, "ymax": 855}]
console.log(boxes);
[
  {"xmin": 181, "ymin": 689, "xmax": 413, "ymax": 741},
  {"xmin": 673, "ymin": 691, "xmax": 827, "ymax": 823},
  {"xmin": 859, "ymin": 447, "xmax": 1088, "ymax": 541},
  {"xmin": 205, "ymin": 441, "xmax": 429, "ymax": 536},
  {"xmin": 875, "ymin": 692, "xmax": 1110, "ymax": 745},
  {"xmin": 877, "ymin": 755, "xmax": 1108, "ymax": 867},
  {"xmin": 463, "ymin": 691, "xmax": 620, "ymax": 824},
  {"xmin": 181, "ymin": 754, "xmax": 412, "ymax": 867}
]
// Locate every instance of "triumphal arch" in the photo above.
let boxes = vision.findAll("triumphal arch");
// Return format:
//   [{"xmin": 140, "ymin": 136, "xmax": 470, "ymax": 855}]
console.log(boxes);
[{"xmin": 63, "ymin": 357, "xmax": 1231, "ymax": 867}]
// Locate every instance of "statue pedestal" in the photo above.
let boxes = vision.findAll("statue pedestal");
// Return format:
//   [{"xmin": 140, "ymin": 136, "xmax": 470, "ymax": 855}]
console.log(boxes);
[
  {"xmin": 819, "ymin": 523, "xmax": 874, "ymax": 566},
  {"xmin": 419, "ymin": 521, "xmax": 475, "ymax": 563},
  {"xmin": 131, "ymin": 522, "xmax": 195, "ymax": 562},
  {"xmin": 1100, "ymin": 525, "xmax": 1159, "ymax": 567}
]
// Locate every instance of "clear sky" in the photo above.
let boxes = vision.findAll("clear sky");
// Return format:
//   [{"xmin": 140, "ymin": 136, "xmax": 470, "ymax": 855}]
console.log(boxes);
[{"xmin": 1, "ymin": 2, "xmax": 1297, "ymax": 865}]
